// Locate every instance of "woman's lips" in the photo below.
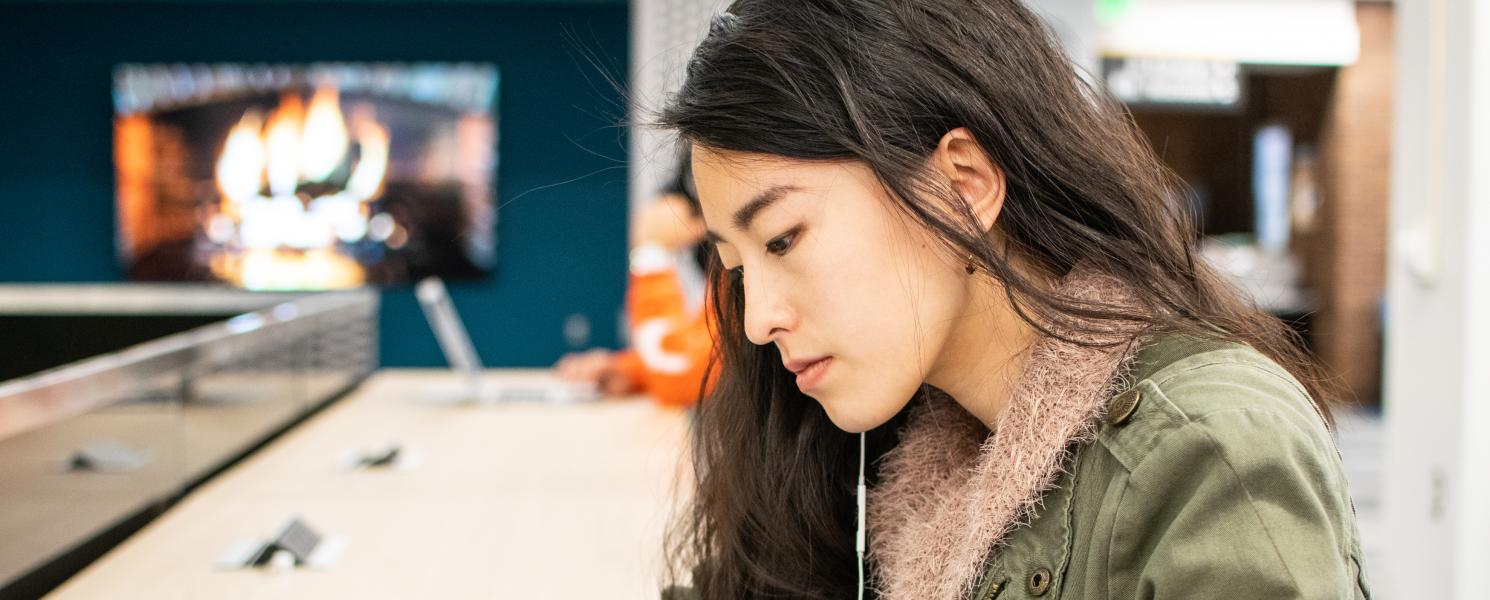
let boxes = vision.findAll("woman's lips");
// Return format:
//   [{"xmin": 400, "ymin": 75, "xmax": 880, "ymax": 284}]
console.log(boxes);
[{"xmin": 793, "ymin": 357, "xmax": 833, "ymax": 392}]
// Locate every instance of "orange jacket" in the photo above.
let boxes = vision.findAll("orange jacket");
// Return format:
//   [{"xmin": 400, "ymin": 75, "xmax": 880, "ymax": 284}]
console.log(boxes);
[{"xmin": 612, "ymin": 269, "xmax": 717, "ymax": 408}]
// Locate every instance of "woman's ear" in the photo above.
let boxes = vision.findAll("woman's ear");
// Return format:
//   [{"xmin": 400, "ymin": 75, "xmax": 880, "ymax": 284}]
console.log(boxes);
[{"xmin": 932, "ymin": 127, "xmax": 1006, "ymax": 234}]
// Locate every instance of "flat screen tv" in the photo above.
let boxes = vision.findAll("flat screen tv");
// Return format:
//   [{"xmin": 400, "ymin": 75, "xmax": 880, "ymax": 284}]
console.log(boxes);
[{"xmin": 113, "ymin": 63, "xmax": 499, "ymax": 290}]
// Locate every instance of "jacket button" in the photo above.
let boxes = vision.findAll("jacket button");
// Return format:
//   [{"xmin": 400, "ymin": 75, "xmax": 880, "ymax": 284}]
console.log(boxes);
[
  {"xmin": 1106, "ymin": 389, "xmax": 1142, "ymax": 426},
  {"xmin": 1026, "ymin": 567, "xmax": 1053, "ymax": 596}
]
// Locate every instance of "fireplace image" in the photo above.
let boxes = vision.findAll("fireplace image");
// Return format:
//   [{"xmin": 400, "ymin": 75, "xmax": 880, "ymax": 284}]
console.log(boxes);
[{"xmin": 114, "ymin": 63, "xmax": 499, "ymax": 290}]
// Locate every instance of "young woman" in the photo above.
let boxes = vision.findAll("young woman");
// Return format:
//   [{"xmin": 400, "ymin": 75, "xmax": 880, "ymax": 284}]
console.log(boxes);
[{"xmin": 661, "ymin": 1, "xmax": 1369, "ymax": 599}]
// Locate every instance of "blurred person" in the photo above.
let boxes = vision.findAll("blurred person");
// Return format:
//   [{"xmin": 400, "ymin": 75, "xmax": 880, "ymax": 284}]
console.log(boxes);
[
  {"xmin": 554, "ymin": 157, "xmax": 716, "ymax": 408},
  {"xmin": 660, "ymin": 1, "xmax": 1369, "ymax": 599}
]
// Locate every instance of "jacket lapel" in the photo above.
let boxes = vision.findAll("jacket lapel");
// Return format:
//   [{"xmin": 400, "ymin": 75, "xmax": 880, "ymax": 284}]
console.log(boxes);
[{"xmin": 868, "ymin": 269, "xmax": 1145, "ymax": 600}]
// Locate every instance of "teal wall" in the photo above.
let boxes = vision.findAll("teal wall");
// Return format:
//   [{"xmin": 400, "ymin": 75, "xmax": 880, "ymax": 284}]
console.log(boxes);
[{"xmin": 0, "ymin": 1, "xmax": 631, "ymax": 367}]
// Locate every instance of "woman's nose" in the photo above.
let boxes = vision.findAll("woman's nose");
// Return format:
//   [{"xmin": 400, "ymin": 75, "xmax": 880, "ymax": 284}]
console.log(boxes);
[{"xmin": 742, "ymin": 269, "xmax": 794, "ymax": 346}]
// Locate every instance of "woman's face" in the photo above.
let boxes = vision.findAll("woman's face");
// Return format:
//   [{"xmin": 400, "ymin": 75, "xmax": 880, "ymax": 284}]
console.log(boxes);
[{"xmin": 693, "ymin": 147, "xmax": 976, "ymax": 432}]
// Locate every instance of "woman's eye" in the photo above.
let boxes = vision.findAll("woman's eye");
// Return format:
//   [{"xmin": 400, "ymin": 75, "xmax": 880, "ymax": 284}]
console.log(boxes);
[{"xmin": 765, "ymin": 229, "xmax": 799, "ymax": 256}]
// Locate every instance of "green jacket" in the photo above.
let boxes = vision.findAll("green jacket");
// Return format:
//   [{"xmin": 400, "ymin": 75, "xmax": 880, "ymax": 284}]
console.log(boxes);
[
  {"xmin": 666, "ymin": 335, "xmax": 1372, "ymax": 599},
  {"xmin": 969, "ymin": 335, "xmax": 1370, "ymax": 599}
]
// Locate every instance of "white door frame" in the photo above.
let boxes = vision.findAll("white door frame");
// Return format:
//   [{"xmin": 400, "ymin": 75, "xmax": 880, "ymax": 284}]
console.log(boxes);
[{"xmin": 1381, "ymin": 0, "xmax": 1490, "ymax": 597}]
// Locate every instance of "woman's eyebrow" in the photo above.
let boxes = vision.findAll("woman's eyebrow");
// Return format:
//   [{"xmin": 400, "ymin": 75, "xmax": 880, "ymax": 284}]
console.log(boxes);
[{"xmin": 705, "ymin": 184, "xmax": 802, "ymax": 243}]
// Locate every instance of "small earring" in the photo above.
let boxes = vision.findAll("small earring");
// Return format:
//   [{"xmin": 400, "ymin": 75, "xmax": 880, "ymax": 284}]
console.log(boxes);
[{"xmin": 965, "ymin": 254, "xmax": 977, "ymax": 275}]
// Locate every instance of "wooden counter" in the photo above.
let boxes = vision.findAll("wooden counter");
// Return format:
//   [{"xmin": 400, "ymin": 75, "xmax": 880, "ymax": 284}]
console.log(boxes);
[{"xmin": 44, "ymin": 370, "xmax": 692, "ymax": 599}]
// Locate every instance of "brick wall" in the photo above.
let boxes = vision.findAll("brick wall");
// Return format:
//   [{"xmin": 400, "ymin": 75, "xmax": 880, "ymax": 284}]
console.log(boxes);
[{"xmin": 1313, "ymin": 3, "xmax": 1395, "ymax": 406}]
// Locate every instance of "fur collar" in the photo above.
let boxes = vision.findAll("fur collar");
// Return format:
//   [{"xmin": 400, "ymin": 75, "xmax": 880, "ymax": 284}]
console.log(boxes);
[{"xmin": 867, "ymin": 268, "xmax": 1145, "ymax": 599}]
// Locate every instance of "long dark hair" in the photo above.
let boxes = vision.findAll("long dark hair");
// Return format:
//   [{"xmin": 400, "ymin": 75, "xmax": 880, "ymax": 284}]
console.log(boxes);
[{"xmin": 658, "ymin": 1, "xmax": 1333, "ymax": 597}]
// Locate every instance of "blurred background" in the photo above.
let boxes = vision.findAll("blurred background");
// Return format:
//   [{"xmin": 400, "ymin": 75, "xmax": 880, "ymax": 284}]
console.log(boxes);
[
  {"xmin": 1, "ymin": 0, "xmax": 1486, "ymax": 598},
  {"xmin": 0, "ymin": 1, "xmax": 631, "ymax": 369}
]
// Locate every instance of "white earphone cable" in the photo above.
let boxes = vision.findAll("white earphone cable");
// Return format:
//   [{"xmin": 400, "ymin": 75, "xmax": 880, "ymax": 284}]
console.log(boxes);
[{"xmin": 856, "ymin": 432, "xmax": 867, "ymax": 600}]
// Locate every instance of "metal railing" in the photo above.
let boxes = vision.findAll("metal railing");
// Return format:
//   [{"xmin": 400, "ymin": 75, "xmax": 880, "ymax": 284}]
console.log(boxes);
[{"xmin": 0, "ymin": 289, "xmax": 377, "ymax": 592}]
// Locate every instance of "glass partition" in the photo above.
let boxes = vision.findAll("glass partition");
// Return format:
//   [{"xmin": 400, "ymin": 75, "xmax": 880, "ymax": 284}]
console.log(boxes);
[{"xmin": 0, "ymin": 290, "xmax": 376, "ymax": 592}]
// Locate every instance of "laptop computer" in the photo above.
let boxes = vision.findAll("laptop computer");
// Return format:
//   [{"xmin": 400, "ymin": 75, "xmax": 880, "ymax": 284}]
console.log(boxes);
[{"xmin": 414, "ymin": 277, "xmax": 598, "ymax": 404}]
